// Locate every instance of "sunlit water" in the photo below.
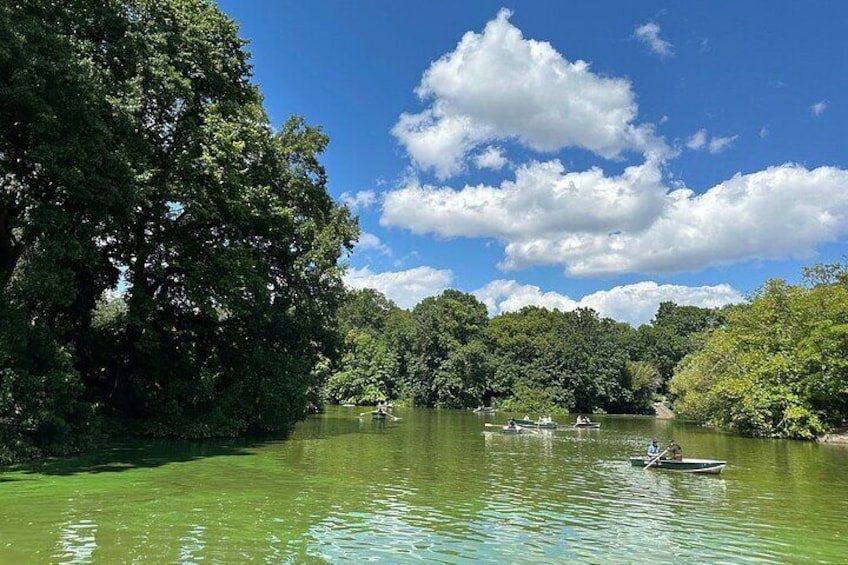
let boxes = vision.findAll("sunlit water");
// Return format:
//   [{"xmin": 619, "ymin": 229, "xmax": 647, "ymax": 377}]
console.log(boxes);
[{"xmin": 1, "ymin": 406, "xmax": 846, "ymax": 563}]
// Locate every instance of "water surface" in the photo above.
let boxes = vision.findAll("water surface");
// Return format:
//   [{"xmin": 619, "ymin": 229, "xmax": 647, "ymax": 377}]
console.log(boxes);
[{"xmin": 1, "ymin": 406, "xmax": 846, "ymax": 563}]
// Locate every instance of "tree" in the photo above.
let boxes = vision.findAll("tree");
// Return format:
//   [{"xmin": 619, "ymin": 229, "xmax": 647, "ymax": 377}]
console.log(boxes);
[
  {"xmin": 406, "ymin": 290, "xmax": 490, "ymax": 407},
  {"xmin": 1, "ymin": 0, "xmax": 356, "ymax": 458},
  {"xmin": 632, "ymin": 302, "xmax": 725, "ymax": 391},
  {"xmin": 670, "ymin": 274, "xmax": 848, "ymax": 439}
]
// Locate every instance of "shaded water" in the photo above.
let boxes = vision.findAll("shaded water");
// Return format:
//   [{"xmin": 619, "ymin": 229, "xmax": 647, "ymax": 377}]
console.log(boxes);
[{"xmin": 1, "ymin": 406, "xmax": 846, "ymax": 563}]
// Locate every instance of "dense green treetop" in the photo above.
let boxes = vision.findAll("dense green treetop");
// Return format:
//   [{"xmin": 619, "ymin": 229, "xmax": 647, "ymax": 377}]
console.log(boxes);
[{"xmin": 1, "ymin": 0, "xmax": 356, "ymax": 461}]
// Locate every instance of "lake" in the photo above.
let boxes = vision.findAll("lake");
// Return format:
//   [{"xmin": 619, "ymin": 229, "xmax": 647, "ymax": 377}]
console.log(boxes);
[{"xmin": 1, "ymin": 406, "xmax": 846, "ymax": 563}]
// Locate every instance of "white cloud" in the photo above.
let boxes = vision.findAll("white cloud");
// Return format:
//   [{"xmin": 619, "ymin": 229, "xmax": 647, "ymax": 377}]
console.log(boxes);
[
  {"xmin": 381, "ymin": 160, "xmax": 848, "ymax": 276},
  {"xmin": 474, "ymin": 279, "xmax": 744, "ymax": 326},
  {"xmin": 355, "ymin": 232, "xmax": 391, "ymax": 256},
  {"xmin": 474, "ymin": 279, "xmax": 579, "ymax": 315},
  {"xmin": 383, "ymin": 158, "xmax": 668, "ymax": 239},
  {"xmin": 759, "ymin": 126, "xmax": 769, "ymax": 139},
  {"xmin": 474, "ymin": 146, "xmax": 509, "ymax": 170},
  {"xmin": 811, "ymin": 100, "xmax": 828, "ymax": 117},
  {"xmin": 343, "ymin": 266, "xmax": 453, "ymax": 309},
  {"xmin": 707, "ymin": 134, "xmax": 738, "ymax": 154},
  {"xmin": 341, "ymin": 190, "xmax": 377, "ymax": 211},
  {"xmin": 686, "ymin": 129, "xmax": 707, "ymax": 150},
  {"xmin": 392, "ymin": 8, "xmax": 665, "ymax": 179},
  {"xmin": 634, "ymin": 22, "xmax": 674, "ymax": 58},
  {"xmin": 687, "ymin": 129, "xmax": 737, "ymax": 154}
]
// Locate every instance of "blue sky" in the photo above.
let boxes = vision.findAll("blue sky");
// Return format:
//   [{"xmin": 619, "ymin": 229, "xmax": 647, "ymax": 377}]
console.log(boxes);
[{"xmin": 217, "ymin": 1, "xmax": 848, "ymax": 325}]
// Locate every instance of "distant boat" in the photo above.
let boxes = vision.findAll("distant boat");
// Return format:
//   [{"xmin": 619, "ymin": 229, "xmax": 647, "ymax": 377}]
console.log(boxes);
[
  {"xmin": 372, "ymin": 410, "xmax": 387, "ymax": 420},
  {"xmin": 473, "ymin": 406, "xmax": 496, "ymax": 414},
  {"xmin": 573, "ymin": 422, "xmax": 601, "ymax": 429},
  {"xmin": 513, "ymin": 416, "xmax": 557, "ymax": 429},
  {"xmin": 629, "ymin": 456, "xmax": 726, "ymax": 474},
  {"xmin": 501, "ymin": 424, "xmax": 522, "ymax": 434}
]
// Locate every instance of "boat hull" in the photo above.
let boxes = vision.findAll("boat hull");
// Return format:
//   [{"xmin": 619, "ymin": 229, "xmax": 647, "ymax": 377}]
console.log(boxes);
[
  {"xmin": 630, "ymin": 457, "xmax": 726, "ymax": 474},
  {"xmin": 573, "ymin": 423, "xmax": 601, "ymax": 429}
]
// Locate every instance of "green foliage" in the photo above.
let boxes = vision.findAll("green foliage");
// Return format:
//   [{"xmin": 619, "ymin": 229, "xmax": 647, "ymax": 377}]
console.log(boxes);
[
  {"xmin": 671, "ymin": 275, "xmax": 847, "ymax": 438},
  {"xmin": 1, "ymin": 0, "xmax": 356, "ymax": 459},
  {"xmin": 631, "ymin": 302, "xmax": 725, "ymax": 390},
  {"xmin": 406, "ymin": 290, "xmax": 491, "ymax": 407}
]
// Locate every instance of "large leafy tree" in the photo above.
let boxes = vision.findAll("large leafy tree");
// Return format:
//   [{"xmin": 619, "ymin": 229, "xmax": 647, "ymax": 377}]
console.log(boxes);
[
  {"xmin": 324, "ymin": 289, "xmax": 404, "ymax": 405},
  {"xmin": 487, "ymin": 306, "xmax": 638, "ymax": 413},
  {"xmin": 1, "ymin": 0, "xmax": 356, "ymax": 459},
  {"xmin": 405, "ymin": 290, "xmax": 490, "ymax": 407}
]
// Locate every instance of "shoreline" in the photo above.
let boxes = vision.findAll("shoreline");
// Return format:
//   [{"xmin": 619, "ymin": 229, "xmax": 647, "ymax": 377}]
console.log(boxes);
[{"xmin": 820, "ymin": 425, "xmax": 848, "ymax": 445}]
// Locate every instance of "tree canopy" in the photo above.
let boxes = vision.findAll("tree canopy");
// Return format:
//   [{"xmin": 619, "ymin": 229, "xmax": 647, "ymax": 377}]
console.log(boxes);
[{"xmin": 0, "ymin": 0, "xmax": 356, "ymax": 462}]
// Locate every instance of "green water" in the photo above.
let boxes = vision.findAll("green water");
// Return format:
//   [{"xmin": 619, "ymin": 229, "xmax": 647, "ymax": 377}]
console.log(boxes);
[{"xmin": 1, "ymin": 406, "xmax": 846, "ymax": 564}]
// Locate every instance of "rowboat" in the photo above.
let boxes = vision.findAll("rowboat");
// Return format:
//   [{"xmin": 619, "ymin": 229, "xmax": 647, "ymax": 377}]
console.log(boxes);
[
  {"xmin": 501, "ymin": 425, "xmax": 522, "ymax": 434},
  {"xmin": 629, "ymin": 456, "xmax": 726, "ymax": 474},
  {"xmin": 573, "ymin": 422, "xmax": 601, "ymax": 429},
  {"xmin": 473, "ymin": 406, "xmax": 496, "ymax": 414},
  {"xmin": 372, "ymin": 411, "xmax": 387, "ymax": 420},
  {"xmin": 514, "ymin": 416, "xmax": 558, "ymax": 429}
]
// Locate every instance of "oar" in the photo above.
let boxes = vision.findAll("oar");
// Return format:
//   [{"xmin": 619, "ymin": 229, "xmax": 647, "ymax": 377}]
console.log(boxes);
[
  {"xmin": 516, "ymin": 423, "xmax": 540, "ymax": 435},
  {"xmin": 644, "ymin": 448, "xmax": 669, "ymax": 470},
  {"xmin": 484, "ymin": 422, "xmax": 529, "ymax": 433}
]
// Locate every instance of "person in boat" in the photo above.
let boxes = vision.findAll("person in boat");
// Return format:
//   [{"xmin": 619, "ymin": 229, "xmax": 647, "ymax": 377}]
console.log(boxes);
[
  {"xmin": 665, "ymin": 439, "xmax": 682, "ymax": 461},
  {"xmin": 377, "ymin": 406, "xmax": 385, "ymax": 415},
  {"xmin": 647, "ymin": 439, "xmax": 661, "ymax": 457},
  {"xmin": 507, "ymin": 417, "xmax": 517, "ymax": 429},
  {"xmin": 576, "ymin": 415, "xmax": 590, "ymax": 425}
]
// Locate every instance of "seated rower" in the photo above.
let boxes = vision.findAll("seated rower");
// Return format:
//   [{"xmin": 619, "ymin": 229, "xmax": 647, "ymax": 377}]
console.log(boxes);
[
  {"xmin": 665, "ymin": 440, "xmax": 682, "ymax": 461},
  {"xmin": 647, "ymin": 439, "xmax": 661, "ymax": 457}
]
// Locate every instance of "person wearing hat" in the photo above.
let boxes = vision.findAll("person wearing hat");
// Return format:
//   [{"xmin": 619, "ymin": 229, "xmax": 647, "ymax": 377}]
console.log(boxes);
[{"xmin": 647, "ymin": 439, "xmax": 661, "ymax": 457}]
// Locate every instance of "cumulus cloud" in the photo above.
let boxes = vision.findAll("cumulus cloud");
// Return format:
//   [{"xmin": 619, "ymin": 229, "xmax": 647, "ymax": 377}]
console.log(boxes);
[
  {"xmin": 382, "ymin": 160, "xmax": 848, "ymax": 277},
  {"xmin": 391, "ymin": 8, "xmax": 665, "ymax": 179},
  {"xmin": 341, "ymin": 190, "xmax": 377, "ymax": 211},
  {"xmin": 382, "ymin": 158, "xmax": 668, "ymax": 239},
  {"xmin": 634, "ymin": 22, "xmax": 674, "ymax": 58},
  {"xmin": 343, "ymin": 266, "xmax": 453, "ymax": 309},
  {"xmin": 474, "ymin": 279, "xmax": 744, "ymax": 326},
  {"xmin": 687, "ymin": 129, "xmax": 738, "ymax": 154},
  {"xmin": 810, "ymin": 100, "xmax": 828, "ymax": 117},
  {"xmin": 474, "ymin": 146, "xmax": 509, "ymax": 170},
  {"xmin": 355, "ymin": 232, "xmax": 391, "ymax": 256}
]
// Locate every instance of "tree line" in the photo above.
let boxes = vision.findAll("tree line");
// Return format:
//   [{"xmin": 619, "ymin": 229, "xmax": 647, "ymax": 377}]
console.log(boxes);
[
  {"xmin": 328, "ymin": 265, "xmax": 848, "ymax": 441},
  {"xmin": 325, "ymin": 288, "xmax": 721, "ymax": 416}
]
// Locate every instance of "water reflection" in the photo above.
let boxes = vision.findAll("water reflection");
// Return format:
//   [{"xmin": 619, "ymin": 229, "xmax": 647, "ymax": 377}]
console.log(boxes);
[{"xmin": 57, "ymin": 517, "xmax": 97, "ymax": 564}]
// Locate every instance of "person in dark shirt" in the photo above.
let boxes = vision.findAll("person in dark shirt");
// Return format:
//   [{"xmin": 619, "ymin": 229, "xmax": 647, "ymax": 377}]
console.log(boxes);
[{"xmin": 666, "ymin": 440, "xmax": 682, "ymax": 461}]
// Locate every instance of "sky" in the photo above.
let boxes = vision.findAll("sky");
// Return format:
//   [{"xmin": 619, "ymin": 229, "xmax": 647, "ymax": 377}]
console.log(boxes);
[{"xmin": 217, "ymin": 1, "xmax": 848, "ymax": 326}]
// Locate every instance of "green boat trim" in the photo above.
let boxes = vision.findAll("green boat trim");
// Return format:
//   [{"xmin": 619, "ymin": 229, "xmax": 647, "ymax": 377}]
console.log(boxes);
[
  {"xmin": 573, "ymin": 422, "xmax": 601, "ymax": 429},
  {"xmin": 629, "ymin": 456, "xmax": 726, "ymax": 474}
]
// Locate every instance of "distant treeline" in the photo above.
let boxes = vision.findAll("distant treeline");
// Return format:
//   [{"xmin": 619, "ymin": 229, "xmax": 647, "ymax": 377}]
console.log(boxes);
[
  {"xmin": 326, "ymin": 288, "xmax": 721, "ymax": 418},
  {"xmin": 329, "ymin": 263, "xmax": 848, "ymax": 441}
]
